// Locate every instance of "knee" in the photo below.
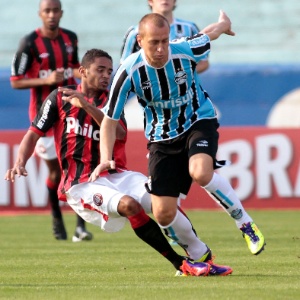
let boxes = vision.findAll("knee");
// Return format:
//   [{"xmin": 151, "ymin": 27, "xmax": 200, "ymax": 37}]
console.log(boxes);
[
  {"xmin": 154, "ymin": 206, "xmax": 177, "ymax": 227},
  {"xmin": 118, "ymin": 196, "xmax": 142, "ymax": 217},
  {"xmin": 190, "ymin": 170, "xmax": 212, "ymax": 187}
]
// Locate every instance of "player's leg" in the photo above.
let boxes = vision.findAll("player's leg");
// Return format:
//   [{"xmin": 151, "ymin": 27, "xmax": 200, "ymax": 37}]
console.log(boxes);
[
  {"xmin": 35, "ymin": 137, "xmax": 66, "ymax": 240},
  {"xmin": 72, "ymin": 214, "xmax": 93, "ymax": 242},
  {"xmin": 66, "ymin": 180, "xmax": 209, "ymax": 276},
  {"xmin": 188, "ymin": 119, "xmax": 265, "ymax": 255},
  {"xmin": 147, "ymin": 141, "xmax": 232, "ymax": 275}
]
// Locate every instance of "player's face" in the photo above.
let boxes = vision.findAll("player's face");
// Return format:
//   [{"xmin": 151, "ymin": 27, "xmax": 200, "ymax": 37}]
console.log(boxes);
[
  {"xmin": 138, "ymin": 23, "xmax": 170, "ymax": 68},
  {"xmin": 148, "ymin": 0, "xmax": 176, "ymax": 14},
  {"xmin": 85, "ymin": 57, "xmax": 113, "ymax": 91},
  {"xmin": 39, "ymin": 0, "xmax": 63, "ymax": 31}
]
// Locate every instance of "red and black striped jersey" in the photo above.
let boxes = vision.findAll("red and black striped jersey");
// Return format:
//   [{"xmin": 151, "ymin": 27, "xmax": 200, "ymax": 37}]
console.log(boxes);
[
  {"xmin": 10, "ymin": 28, "xmax": 80, "ymax": 124},
  {"xmin": 29, "ymin": 84, "xmax": 127, "ymax": 200}
]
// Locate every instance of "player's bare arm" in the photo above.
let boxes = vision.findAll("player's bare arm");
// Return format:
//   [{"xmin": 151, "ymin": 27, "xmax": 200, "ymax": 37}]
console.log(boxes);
[
  {"xmin": 200, "ymin": 10, "xmax": 235, "ymax": 41},
  {"xmin": 89, "ymin": 117, "xmax": 118, "ymax": 182},
  {"xmin": 10, "ymin": 69, "xmax": 65, "ymax": 89},
  {"xmin": 4, "ymin": 130, "xmax": 40, "ymax": 182}
]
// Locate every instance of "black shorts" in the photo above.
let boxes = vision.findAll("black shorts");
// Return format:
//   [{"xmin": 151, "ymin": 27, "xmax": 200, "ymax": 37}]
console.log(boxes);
[{"xmin": 146, "ymin": 118, "xmax": 219, "ymax": 197}]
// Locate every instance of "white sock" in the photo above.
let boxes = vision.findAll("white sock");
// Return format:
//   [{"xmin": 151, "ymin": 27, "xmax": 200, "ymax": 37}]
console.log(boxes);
[
  {"xmin": 159, "ymin": 209, "xmax": 208, "ymax": 261},
  {"xmin": 203, "ymin": 172, "xmax": 252, "ymax": 228}
]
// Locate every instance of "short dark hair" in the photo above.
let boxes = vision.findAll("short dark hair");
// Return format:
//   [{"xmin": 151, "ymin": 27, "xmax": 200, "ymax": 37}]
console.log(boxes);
[
  {"xmin": 39, "ymin": 0, "xmax": 61, "ymax": 10},
  {"xmin": 81, "ymin": 49, "xmax": 113, "ymax": 68}
]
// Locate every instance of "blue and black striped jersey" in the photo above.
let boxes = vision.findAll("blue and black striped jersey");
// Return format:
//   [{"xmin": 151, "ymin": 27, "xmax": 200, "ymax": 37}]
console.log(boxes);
[
  {"xmin": 104, "ymin": 33, "xmax": 217, "ymax": 142},
  {"xmin": 120, "ymin": 18, "xmax": 200, "ymax": 63}
]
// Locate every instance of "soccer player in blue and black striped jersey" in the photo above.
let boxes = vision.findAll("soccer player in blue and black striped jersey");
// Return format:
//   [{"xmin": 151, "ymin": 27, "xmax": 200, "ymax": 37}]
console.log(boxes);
[
  {"xmin": 92, "ymin": 11, "xmax": 266, "ymax": 258},
  {"xmin": 120, "ymin": 0, "xmax": 208, "ymax": 74}
]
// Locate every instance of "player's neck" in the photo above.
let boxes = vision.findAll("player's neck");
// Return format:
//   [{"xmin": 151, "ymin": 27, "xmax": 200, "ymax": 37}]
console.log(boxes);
[
  {"xmin": 153, "ymin": 10, "xmax": 173, "ymax": 24},
  {"xmin": 39, "ymin": 27, "xmax": 60, "ymax": 39}
]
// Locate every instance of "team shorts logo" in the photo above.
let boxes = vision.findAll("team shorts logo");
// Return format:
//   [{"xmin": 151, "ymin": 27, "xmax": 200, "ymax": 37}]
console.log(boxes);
[
  {"xmin": 174, "ymin": 70, "xmax": 187, "ymax": 84},
  {"xmin": 93, "ymin": 193, "xmax": 103, "ymax": 206},
  {"xmin": 196, "ymin": 140, "xmax": 208, "ymax": 147}
]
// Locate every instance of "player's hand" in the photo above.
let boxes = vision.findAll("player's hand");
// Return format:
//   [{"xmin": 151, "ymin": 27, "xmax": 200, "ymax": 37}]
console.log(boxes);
[
  {"xmin": 88, "ymin": 161, "xmax": 116, "ymax": 182},
  {"xmin": 218, "ymin": 10, "xmax": 235, "ymax": 36},
  {"xmin": 4, "ymin": 165, "xmax": 28, "ymax": 182},
  {"xmin": 58, "ymin": 87, "xmax": 86, "ymax": 108},
  {"xmin": 47, "ymin": 68, "xmax": 65, "ymax": 85}
]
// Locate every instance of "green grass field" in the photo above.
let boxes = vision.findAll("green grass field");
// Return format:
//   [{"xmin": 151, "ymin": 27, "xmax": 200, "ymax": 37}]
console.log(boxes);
[{"xmin": 0, "ymin": 210, "xmax": 299, "ymax": 300}]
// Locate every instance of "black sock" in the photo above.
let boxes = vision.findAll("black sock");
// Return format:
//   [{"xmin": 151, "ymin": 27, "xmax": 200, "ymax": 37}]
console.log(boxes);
[
  {"xmin": 47, "ymin": 186, "xmax": 62, "ymax": 219},
  {"xmin": 133, "ymin": 217, "xmax": 184, "ymax": 270},
  {"xmin": 76, "ymin": 215, "xmax": 85, "ymax": 228}
]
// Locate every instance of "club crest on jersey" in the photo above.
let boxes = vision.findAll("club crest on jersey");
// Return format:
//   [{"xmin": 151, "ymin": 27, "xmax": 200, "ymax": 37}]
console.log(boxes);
[
  {"xmin": 141, "ymin": 80, "xmax": 152, "ymax": 90},
  {"xmin": 93, "ymin": 193, "xmax": 103, "ymax": 206},
  {"xmin": 65, "ymin": 44, "xmax": 74, "ymax": 54},
  {"xmin": 174, "ymin": 70, "xmax": 187, "ymax": 85}
]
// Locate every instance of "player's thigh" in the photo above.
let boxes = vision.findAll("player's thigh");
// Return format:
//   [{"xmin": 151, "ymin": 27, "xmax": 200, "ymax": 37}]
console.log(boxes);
[
  {"xmin": 66, "ymin": 180, "xmax": 127, "ymax": 232},
  {"xmin": 108, "ymin": 171, "xmax": 152, "ymax": 213}
]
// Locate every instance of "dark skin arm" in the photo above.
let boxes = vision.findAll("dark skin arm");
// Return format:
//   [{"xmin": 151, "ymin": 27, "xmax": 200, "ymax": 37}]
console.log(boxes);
[{"xmin": 4, "ymin": 130, "xmax": 40, "ymax": 182}]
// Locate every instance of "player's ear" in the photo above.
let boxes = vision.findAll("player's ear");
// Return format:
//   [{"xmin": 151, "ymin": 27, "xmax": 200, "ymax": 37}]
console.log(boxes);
[
  {"xmin": 78, "ymin": 66, "xmax": 87, "ymax": 77},
  {"xmin": 137, "ymin": 34, "xmax": 142, "ymax": 47}
]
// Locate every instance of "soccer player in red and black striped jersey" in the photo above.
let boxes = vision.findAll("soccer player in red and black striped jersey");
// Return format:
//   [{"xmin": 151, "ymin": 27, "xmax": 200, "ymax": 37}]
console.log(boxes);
[
  {"xmin": 5, "ymin": 48, "xmax": 224, "ymax": 277},
  {"xmin": 9, "ymin": 0, "xmax": 90, "ymax": 241}
]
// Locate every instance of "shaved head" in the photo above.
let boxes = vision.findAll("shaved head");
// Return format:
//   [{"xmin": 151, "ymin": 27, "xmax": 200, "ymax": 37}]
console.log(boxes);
[
  {"xmin": 138, "ymin": 13, "xmax": 169, "ymax": 37},
  {"xmin": 39, "ymin": 0, "xmax": 61, "ymax": 10}
]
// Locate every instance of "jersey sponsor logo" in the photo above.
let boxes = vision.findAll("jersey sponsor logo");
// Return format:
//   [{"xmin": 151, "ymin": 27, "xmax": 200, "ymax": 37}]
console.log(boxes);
[
  {"xmin": 17, "ymin": 52, "xmax": 28, "ymax": 74},
  {"xmin": 148, "ymin": 88, "xmax": 193, "ymax": 109},
  {"xmin": 174, "ymin": 70, "xmax": 187, "ymax": 84},
  {"xmin": 65, "ymin": 117, "xmax": 100, "ymax": 141},
  {"xmin": 93, "ymin": 193, "xmax": 103, "ymax": 206},
  {"xmin": 141, "ymin": 80, "xmax": 152, "ymax": 90},
  {"xmin": 36, "ymin": 99, "xmax": 52, "ymax": 129},
  {"xmin": 39, "ymin": 67, "xmax": 74, "ymax": 79},
  {"xmin": 39, "ymin": 52, "xmax": 50, "ymax": 58}
]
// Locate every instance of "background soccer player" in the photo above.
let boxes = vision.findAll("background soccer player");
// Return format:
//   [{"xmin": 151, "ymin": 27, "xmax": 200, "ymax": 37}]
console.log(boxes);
[
  {"xmin": 10, "ymin": 0, "xmax": 92, "ymax": 241},
  {"xmin": 120, "ymin": 0, "xmax": 209, "ymax": 73}
]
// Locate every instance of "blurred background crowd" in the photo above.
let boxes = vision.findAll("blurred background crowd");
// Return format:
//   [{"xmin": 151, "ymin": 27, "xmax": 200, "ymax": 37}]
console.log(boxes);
[{"xmin": 1, "ymin": 0, "xmax": 300, "ymax": 129}]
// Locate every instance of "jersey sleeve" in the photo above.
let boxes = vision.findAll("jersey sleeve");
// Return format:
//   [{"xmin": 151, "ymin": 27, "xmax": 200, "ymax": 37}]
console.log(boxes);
[
  {"xmin": 10, "ymin": 35, "xmax": 34, "ymax": 80},
  {"xmin": 70, "ymin": 32, "xmax": 80, "ymax": 68},
  {"xmin": 30, "ymin": 89, "xmax": 59, "ymax": 134},
  {"xmin": 186, "ymin": 33, "xmax": 210, "ymax": 62},
  {"xmin": 103, "ymin": 66, "xmax": 132, "ymax": 120},
  {"xmin": 120, "ymin": 26, "xmax": 140, "ymax": 64}
]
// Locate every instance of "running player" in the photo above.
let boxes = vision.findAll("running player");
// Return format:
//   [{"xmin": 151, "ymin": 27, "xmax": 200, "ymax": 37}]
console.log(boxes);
[
  {"xmin": 10, "ymin": 0, "xmax": 92, "ymax": 241},
  {"xmin": 91, "ymin": 11, "xmax": 266, "ymax": 257},
  {"xmin": 5, "ymin": 48, "xmax": 232, "ymax": 277}
]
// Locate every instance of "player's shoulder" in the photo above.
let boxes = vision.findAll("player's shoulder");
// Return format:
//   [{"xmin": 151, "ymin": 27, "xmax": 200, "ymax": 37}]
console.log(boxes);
[
  {"xmin": 173, "ymin": 17, "xmax": 197, "ymax": 26},
  {"xmin": 121, "ymin": 51, "xmax": 141, "ymax": 69},
  {"xmin": 20, "ymin": 30, "xmax": 39, "ymax": 45},
  {"xmin": 173, "ymin": 17, "xmax": 199, "ymax": 29},
  {"xmin": 124, "ymin": 25, "xmax": 138, "ymax": 38},
  {"xmin": 60, "ymin": 27, "xmax": 78, "ymax": 39}
]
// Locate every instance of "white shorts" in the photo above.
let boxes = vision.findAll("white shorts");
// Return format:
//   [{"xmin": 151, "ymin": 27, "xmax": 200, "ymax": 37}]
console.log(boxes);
[
  {"xmin": 65, "ymin": 171, "xmax": 152, "ymax": 233},
  {"xmin": 35, "ymin": 136, "xmax": 57, "ymax": 160}
]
